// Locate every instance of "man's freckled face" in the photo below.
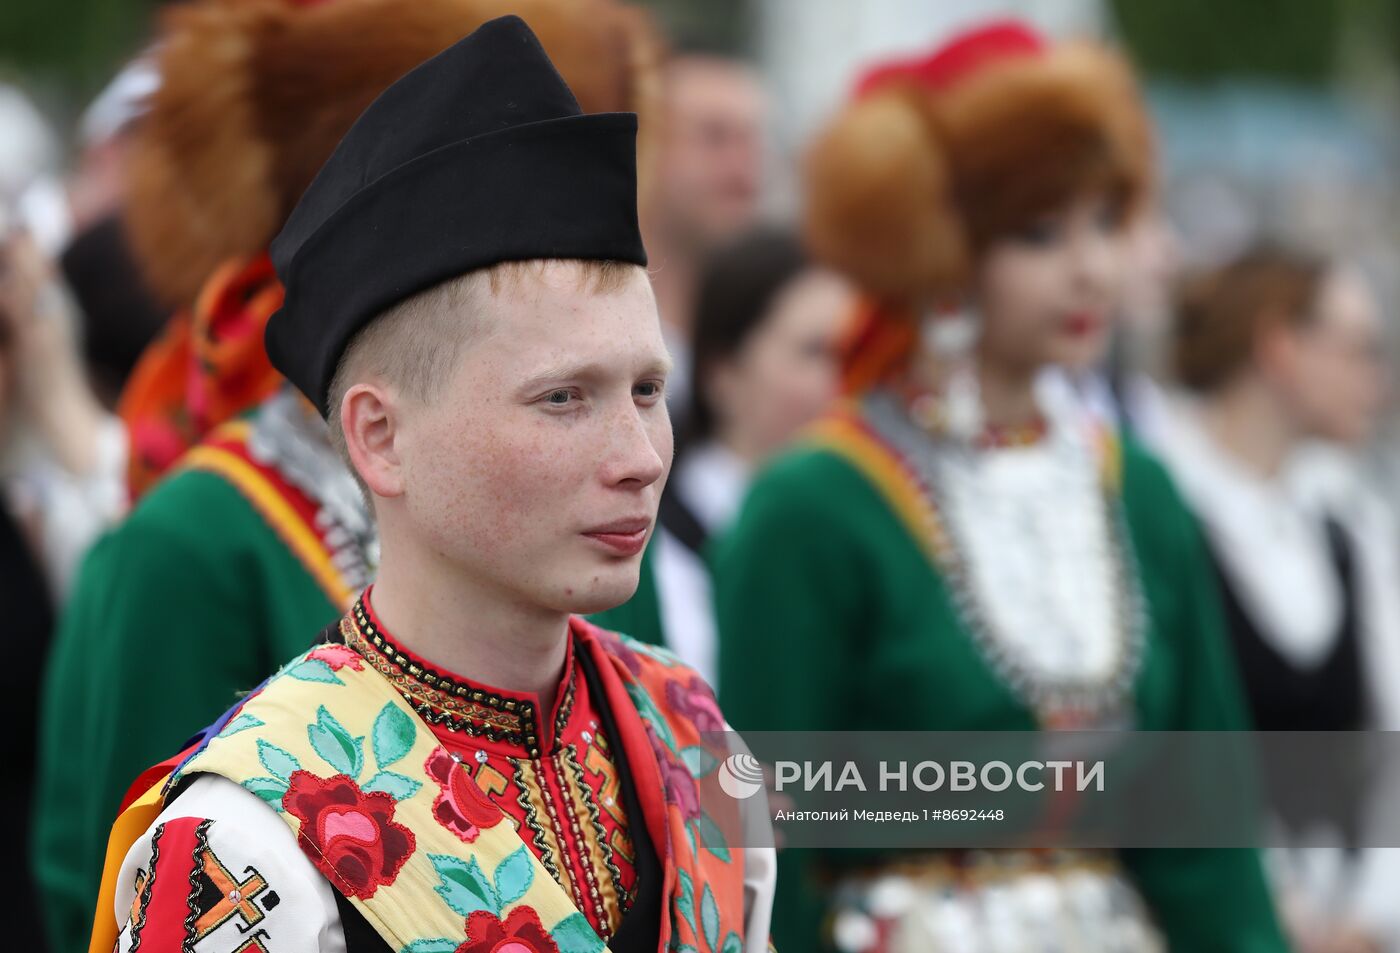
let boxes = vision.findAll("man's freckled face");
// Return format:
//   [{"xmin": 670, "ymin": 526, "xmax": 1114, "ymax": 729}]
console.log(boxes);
[{"xmin": 397, "ymin": 263, "xmax": 672, "ymax": 615}]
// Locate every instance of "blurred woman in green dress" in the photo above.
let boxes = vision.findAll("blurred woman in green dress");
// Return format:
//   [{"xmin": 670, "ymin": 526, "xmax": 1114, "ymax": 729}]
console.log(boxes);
[{"xmin": 714, "ymin": 19, "xmax": 1289, "ymax": 953}]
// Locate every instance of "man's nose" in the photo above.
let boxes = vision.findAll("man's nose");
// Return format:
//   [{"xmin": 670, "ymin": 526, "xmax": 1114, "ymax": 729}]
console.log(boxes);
[{"xmin": 602, "ymin": 401, "xmax": 667, "ymax": 488}]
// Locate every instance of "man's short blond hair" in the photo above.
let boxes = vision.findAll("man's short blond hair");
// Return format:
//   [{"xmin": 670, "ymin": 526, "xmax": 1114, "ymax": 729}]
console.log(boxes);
[{"xmin": 325, "ymin": 259, "xmax": 639, "ymax": 464}]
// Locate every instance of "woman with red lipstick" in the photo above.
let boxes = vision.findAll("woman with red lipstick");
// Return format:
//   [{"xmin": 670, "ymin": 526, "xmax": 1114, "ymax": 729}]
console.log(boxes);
[{"xmin": 714, "ymin": 20, "xmax": 1286, "ymax": 953}]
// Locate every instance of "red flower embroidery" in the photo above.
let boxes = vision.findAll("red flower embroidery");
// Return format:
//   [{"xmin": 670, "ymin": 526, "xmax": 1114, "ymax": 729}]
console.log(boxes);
[
  {"xmin": 647, "ymin": 725, "xmax": 701, "ymax": 821},
  {"xmin": 665, "ymin": 675, "xmax": 724, "ymax": 733},
  {"xmin": 425, "ymin": 748, "xmax": 504, "ymax": 842},
  {"xmin": 457, "ymin": 907, "xmax": 561, "ymax": 953},
  {"xmin": 308, "ymin": 644, "xmax": 364, "ymax": 671},
  {"xmin": 595, "ymin": 628, "xmax": 644, "ymax": 676},
  {"xmin": 282, "ymin": 771, "xmax": 415, "ymax": 898}
]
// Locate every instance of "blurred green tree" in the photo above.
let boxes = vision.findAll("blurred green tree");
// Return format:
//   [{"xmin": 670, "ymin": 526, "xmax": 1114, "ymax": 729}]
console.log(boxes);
[
  {"xmin": 0, "ymin": 0, "xmax": 750, "ymax": 113},
  {"xmin": 0, "ymin": 0, "xmax": 154, "ymax": 102},
  {"xmin": 1110, "ymin": 0, "xmax": 1399, "ymax": 86}
]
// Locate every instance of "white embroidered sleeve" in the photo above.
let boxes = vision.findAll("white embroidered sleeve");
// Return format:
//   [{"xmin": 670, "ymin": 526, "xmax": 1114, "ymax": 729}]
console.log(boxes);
[{"xmin": 112, "ymin": 774, "xmax": 347, "ymax": 953}]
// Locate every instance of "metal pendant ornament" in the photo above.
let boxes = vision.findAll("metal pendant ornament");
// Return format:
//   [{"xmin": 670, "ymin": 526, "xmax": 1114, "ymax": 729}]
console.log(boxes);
[{"xmin": 919, "ymin": 306, "xmax": 984, "ymax": 443}]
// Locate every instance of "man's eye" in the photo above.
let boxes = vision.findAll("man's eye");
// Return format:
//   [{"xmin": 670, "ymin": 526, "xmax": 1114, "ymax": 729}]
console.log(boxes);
[
  {"xmin": 545, "ymin": 389, "xmax": 573, "ymax": 405},
  {"xmin": 635, "ymin": 381, "xmax": 663, "ymax": 399}
]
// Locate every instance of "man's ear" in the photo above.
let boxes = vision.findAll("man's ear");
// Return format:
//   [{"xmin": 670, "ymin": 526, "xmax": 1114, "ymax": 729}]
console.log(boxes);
[{"xmin": 342, "ymin": 382, "xmax": 406, "ymax": 498}]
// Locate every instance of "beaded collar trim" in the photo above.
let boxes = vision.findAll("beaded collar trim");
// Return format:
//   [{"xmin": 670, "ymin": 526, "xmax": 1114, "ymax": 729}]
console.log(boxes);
[
  {"xmin": 813, "ymin": 392, "xmax": 1146, "ymax": 725},
  {"xmin": 343, "ymin": 598, "xmax": 576, "ymax": 759}
]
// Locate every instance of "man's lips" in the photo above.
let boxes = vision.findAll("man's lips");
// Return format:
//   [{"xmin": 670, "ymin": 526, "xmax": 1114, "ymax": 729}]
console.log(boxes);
[{"xmin": 582, "ymin": 518, "xmax": 651, "ymax": 556}]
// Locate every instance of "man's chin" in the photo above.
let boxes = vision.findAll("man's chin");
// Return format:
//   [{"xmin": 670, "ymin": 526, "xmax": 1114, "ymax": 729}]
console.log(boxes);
[{"xmin": 553, "ymin": 565, "xmax": 641, "ymax": 616}]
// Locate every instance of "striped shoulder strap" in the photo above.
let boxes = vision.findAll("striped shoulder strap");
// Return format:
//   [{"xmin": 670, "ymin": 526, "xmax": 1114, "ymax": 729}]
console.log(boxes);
[
  {"xmin": 801, "ymin": 400, "xmax": 1126, "ymax": 571},
  {"xmin": 181, "ymin": 420, "xmax": 355, "ymax": 608},
  {"xmin": 802, "ymin": 402, "xmax": 947, "ymax": 568},
  {"xmin": 93, "ymin": 636, "xmax": 610, "ymax": 953}
]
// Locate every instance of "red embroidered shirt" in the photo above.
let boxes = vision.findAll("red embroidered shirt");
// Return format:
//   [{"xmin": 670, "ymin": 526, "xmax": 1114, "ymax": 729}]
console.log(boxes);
[{"xmin": 342, "ymin": 590, "xmax": 638, "ymax": 940}]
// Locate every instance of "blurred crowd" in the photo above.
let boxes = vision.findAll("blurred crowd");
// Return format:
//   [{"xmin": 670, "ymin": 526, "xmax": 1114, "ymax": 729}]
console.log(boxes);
[{"xmin": 7, "ymin": 1, "xmax": 1400, "ymax": 952}]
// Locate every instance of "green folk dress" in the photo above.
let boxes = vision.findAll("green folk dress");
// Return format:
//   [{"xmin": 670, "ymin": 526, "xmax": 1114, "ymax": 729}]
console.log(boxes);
[
  {"xmin": 713, "ymin": 392, "xmax": 1289, "ymax": 953},
  {"xmin": 32, "ymin": 394, "xmax": 373, "ymax": 953}
]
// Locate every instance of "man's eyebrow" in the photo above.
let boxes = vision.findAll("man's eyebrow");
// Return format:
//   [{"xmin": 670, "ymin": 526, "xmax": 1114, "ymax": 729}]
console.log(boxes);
[{"xmin": 518, "ymin": 354, "xmax": 674, "ymax": 390}]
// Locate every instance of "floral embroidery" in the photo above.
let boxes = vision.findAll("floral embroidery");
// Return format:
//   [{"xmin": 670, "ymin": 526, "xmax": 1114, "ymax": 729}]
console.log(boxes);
[
  {"xmin": 173, "ymin": 622, "xmax": 752, "ymax": 953},
  {"xmin": 665, "ymin": 676, "xmax": 724, "ymax": 733},
  {"xmin": 426, "ymin": 748, "xmax": 504, "ymax": 842},
  {"xmin": 647, "ymin": 724, "xmax": 701, "ymax": 822},
  {"xmin": 283, "ymin": 771, "xmax": 416, "ymax": 899},
  {"xmin": 417, "ymin": 845, "xmax": 605, "ymax": 952},
  {"xmin": 458, "ymin": 907, "xmax": 560, "ymax": 953},
  {"xmin": 309, "ymin": 643, "xmax": 365, "ymax": 672},
  {"xmin": 594, "ymin": 629, "xmax": 643, "ymax": 677}
]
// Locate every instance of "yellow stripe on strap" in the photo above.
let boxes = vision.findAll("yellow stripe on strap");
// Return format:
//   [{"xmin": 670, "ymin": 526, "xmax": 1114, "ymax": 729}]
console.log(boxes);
[
  {"xmin": 88, "ymin": 775, "xmax": 170, "ymax": 953},
  {"xmin": 805, "ymin": 415, "xmax": 949, "ymax": 569},
  {"xmin": 805, "ymin": 407, "xmax": 1126, "ymax": 571},
  {"xmin": 182, "ymin": 444, "xmax": 353, "ymax": 608}
]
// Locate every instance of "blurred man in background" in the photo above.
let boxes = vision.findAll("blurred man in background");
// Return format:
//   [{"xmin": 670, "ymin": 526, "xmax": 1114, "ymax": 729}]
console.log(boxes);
[{"xmin": 642, "ymin": 46, "xmax": 768, "ymax": 417}]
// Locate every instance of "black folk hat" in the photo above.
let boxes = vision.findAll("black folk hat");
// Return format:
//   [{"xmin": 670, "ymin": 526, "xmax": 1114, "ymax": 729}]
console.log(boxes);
[{"xmin": 266, "ymin": 14, "xmax": 648, "ymax": 415}]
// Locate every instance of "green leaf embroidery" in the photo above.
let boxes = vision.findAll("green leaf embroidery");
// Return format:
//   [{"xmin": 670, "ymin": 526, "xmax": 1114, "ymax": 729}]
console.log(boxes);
[
  {"xmin": 684, "ymin": 821, "xmax": 698, "ymax": 860},
  {"xmin": 549, "ymin": 912, "xmax": 606, "ymax": 953},
  {"xmin": 627, "ymin": 638, "xmax": 684, "ymax": 668},
  {"xmin": 257, "ymin": 740, "xmax": 300, "ymax": 781},
  {"xmin": 430, "ymin": 853, "xmax": 498, "ymax": 917},
  {"xmin": 222, "ymin": 713, "xmax": 264, "ymax": 737},
  {"xmin": 400, "ymin": 940, "xmax": 457, "ymax": 953},
  {"xmin": 493, "ymin": 845, "xmax": 534, "ymax": 906},
  {"xmin": 680, "ymin": 745, "xmax": 720, "ymax": 778},
  {"xmin": 242, "ymin": 776, "xmax": 288, "ymax": 805},
  {"xmin": 284, "ymin": 658, "xmax": 344, "ymax": 684},
  {"xmin": 372, "ymin": 703, "xmax": 415, "ymax": 769},
  {"xmin": 626, "ymin": 683, "xmax": 678, "ymax": 752},
  {"xmin": 720, "ymin": 932, "xmax": 743, "ymax": 953},
  {"xmin": 701, "ymin": 882, "xmax": 720, "ymax": 953},
  {"xmin": 694, "ymin": 813, "xmax": 731, "ymax": 863},
  {"xmin": 308, "ymin": 706, "xmax": 364, "ymax": 778},
  {"xmin": 361, "ymin": 771, "xmax": 421, "ymax": 801},
  {"xmin": 674, "ymin": 868, "xmax": 697, "ymax": 933}
]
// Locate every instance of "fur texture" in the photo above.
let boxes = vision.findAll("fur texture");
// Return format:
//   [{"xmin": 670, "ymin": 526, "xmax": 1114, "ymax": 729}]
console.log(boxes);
[
  {"xmin": 804, "ymin": 41, "xmax": 1152, "ymax": 305},
  {"xmin": 124, "ymin": 0, "xmax": 662, "ymax": 308}
]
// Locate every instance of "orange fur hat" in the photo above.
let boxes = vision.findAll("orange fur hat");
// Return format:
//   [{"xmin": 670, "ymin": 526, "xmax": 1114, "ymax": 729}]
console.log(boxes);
[
  {"xmin": 804, "ymin": 19, "xmax": 1152, "ymax": 306},
  {"xmin": 124, "ymin": 0, "xmax": 662, "ymax": 308}
]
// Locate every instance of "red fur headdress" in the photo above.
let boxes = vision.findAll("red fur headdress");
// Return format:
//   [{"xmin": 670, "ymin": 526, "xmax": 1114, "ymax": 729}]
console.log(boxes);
[
  {"xmin": 124, "ymin": 0, "xmax": 663, "ymax": 309},
  {"xmin": 804, "ymin": 19, "xmax": 1153, "ymax": 306}
]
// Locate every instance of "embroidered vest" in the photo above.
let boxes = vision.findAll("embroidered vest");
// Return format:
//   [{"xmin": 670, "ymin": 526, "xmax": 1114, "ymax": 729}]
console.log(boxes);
[{"xmin": 92, "ymin": 620, "xmax": 760, "ymax": 953}]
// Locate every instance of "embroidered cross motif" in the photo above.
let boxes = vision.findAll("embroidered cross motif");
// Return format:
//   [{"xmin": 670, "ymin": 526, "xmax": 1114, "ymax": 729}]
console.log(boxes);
[{"xmin": 189, "ymin": 824, "xmax": 271, "ymax": 942}]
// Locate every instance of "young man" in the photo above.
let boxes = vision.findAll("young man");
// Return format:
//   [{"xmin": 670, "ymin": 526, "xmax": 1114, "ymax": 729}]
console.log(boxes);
[
  {"xmin": 36, "ymin": 4, "xmax": 660, "ymax": 944},
  {"xmin": 92, "ymin": 17, "xmax": 774, "ymax": 953}
]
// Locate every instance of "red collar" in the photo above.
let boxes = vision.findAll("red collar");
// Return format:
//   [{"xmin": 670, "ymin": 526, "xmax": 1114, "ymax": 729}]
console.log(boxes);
[{"xmin": 347, "ymin": 588, "xmax": 580, "ymax": 758}]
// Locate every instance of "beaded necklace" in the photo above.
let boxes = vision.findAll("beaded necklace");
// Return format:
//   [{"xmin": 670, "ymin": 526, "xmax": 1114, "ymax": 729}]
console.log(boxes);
[{"xmin": 863, "ymin": 389, "xmax": 1147, "ymax": 727}]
